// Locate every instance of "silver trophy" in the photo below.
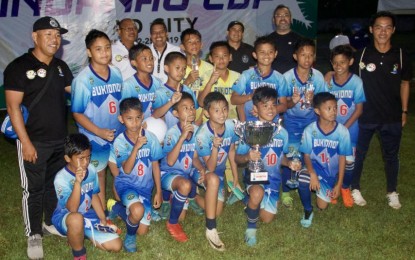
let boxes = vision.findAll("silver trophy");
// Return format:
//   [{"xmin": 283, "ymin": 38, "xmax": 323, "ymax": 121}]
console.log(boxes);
[
  {"xmin": 286, "ymin": 151, "xmax": 301, "ymax": 189},
  {"xmin": 234, "ymin": 120, "xmax": 281, "ymax": 184},
  {"xmin": 301, "ymin": 81, "xmax": 314, "ymax": 109}
]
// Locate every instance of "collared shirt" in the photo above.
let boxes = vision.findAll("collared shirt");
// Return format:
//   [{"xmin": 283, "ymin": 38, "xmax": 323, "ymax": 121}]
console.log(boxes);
[
  {"xmin": 228, "ymin": 42, "xmax": 255, "ymax": 74},
  {"xmin": 111, "ymin": 40, "xmax": 136, "ymax": 80},
  {"xmin": 149, "ymin": 42, "xmax": 181, "ymax": 83}
]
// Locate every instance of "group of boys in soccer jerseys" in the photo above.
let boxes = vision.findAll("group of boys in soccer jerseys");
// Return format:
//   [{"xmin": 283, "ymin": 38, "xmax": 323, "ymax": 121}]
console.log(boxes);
[{"xmin": 50, "ymin": 15, "xmax": 367, "ymax": 259}]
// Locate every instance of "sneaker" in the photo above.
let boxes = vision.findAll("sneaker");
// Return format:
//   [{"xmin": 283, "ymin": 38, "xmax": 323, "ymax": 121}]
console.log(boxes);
[
  {"xmin": 166, "ymin": 222, "xmax": 188, "ymax": 242},
  {"xmin": 341, "ymin": 188, "xmax": 354, "ymax": 208},
  {"xmin": 281, "ymin": 192, "xmax": 293, "ymax": 209},
  {"xmin": 123, "ymin": 234, "xmax": 137, "ymax": 252},
  {"xmin": 74, "ymin": 255, "xmax": 86, "ymax": 260},
  {"xmin": 151, "ymin": 208, "xmax": 162, "ymax": 222},
  {"xmin": 189, "ymin": 199, "xmax": 204, "ymax": 216},
  {"xmin": 160, "ymin": 201, "xmax": 171, "ymax": 220},
  {"xmin": 205, "ymin": 228, "xmax": 225, "ymax": 251},
  {"xmin": 42, "ymin": 222, "xmax": 65, "ymax": 237},
  {"xmin": 300, "ymin": 212, "xmax": 314, "ymax": 228},
  {"xmin": 244, "ymin": 228, "xmax": 257, "ymax": 247},
  {"xmin": 351, "ymin": 189, "xmax": 367, "ymax": 206},
  {"xmin": 386, "ymin": 192, "xmax": 401, "ymax": 209},
  {"xmin": 107, "ymin": 198, "xmax": 118, "ymax": 220},
  {"xmin": 27, "ymin": 234, "xmax": 43, "ymax": 260}
]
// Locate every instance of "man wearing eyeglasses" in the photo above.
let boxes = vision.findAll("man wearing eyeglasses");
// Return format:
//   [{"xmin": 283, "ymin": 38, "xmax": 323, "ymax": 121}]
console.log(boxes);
[
  {"xmin": 269, "ymin": 5, "xmax": 301, "ymax": 74},
  {"xmin": 111, "ymin": 18, "xmax": 139, "ymax": 80}
]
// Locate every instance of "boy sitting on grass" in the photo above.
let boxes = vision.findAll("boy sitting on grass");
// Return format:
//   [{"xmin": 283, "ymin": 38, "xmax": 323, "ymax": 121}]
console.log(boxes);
[{"xmin": 52, "ymin": 133, "xmax": 122, "ymax": 260}]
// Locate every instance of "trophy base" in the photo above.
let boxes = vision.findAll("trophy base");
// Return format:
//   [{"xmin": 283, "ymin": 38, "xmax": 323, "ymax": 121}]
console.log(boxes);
[{"xmin": 244, "ymin": 169, "xmax": 270, "ymax": 185}]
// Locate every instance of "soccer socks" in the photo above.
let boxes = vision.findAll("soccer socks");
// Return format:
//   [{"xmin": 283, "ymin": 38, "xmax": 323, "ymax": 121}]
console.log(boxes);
[
  {"xmin": 343, "ymin": 162, "xmax": 354, "ymax": 188},
  {"xmin": 206, "ymin": 218, "xmax": 217, "ymax": 230},
  {"xmin": 72, "ymin": 247, "xmax": 86, "ymax": 259},
  {"xmin": 169, "ymin": 191, "xmax": 187, "ymax": 224},
  {"xmin": 298, "ymin": 174, "xmax": 313, "ymax": 212},
  {"xmin": 112, "ymin": 201, "xmax": 127, "ymax": 221},
  {"xmin": 245, "ymin": 206, "xmax": 260, "ymax": 229},
  {"xmin": 281, "ymin": 166, "xmax": 291, "ymax": 192},
  {"xmin": 163, "ymin": 190, "xmax": 171, "ymax": 201},
  {"xmin": 126, "ymin": 216, "xmax": 139, "ymax": 235}
]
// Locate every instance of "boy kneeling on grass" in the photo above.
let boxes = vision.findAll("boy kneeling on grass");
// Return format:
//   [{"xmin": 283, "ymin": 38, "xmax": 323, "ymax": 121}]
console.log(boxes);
[
  {"xmin": 52, "ymin": 134, "xmax": 122, "ymax": 260},
  {"xmin": 298, "ymin": 92, "xmax": 352, "ymax": 228}
]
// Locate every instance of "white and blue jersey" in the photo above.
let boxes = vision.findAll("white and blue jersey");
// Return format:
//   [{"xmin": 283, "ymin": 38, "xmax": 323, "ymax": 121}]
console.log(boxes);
[
  {"xmin": 299, "ymin": 121, "xmax": 352, "ymax": 187},
  {"xmin": 284, "ymin": 68, "xmax": 328, "ymax": 146},
  {"xmin": 153, "ymin": 84, "xmax": 199, "ymax": 129},
  {"xmin": 160, "ymin": 123, "xmax": 199, "ymax": 176},
  {"xmin": 195, "ymin": 119, "xmax": 238, "ymax": 176},
  {"xmin": 232, "ymin": 67, "xmax": 289, "ymax": 122},
  {"xmin": 328, "ymin": 74, "xmax": 365, "ymax": 145},
  {"xmin": 54, "ymin": 164, "xmax": 99, "ymax": 214},
  {"xmin": 71, "ymin": 65, "xmax": 123, "ymax": 147},
  {"xmin": 236, "ymin": 126, "xmax": 289, "ymax": 190},
  {"xmin": 113, "ymin": 130, "xmax": 163, "ymax": 198},
  {"xmin": 122, "ymin": 74, "xmax": 163, "ymax": 119}
]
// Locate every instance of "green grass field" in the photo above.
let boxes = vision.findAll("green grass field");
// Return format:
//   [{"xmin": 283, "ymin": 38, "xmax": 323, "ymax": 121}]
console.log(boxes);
[{"xmin": 1, "ymin": 91, "xmax": 415, "ymax": 259}]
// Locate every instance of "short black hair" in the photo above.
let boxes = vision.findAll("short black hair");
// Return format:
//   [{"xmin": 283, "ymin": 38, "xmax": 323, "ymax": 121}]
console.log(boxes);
[
  {"xmin": 129, "ymin": 43, "xmax": 151, "ymax": 61},
  {"xmin": 294, "ymin": 37, "xmax": 315, "ymax": 53},
  {"xmin": 64, "ymin": 133, "xmax": 91, "ymax": 157},
  {"xmin": 203, "ymin": 92, "xmax": 228, "ymax": 111},
  {"xmin": 164, "ymin": 51, "xmax": 186, "ymax": 66},
  {"xmin": 313, "ymin": 92, "xmax": 336, "ymax": 109},
  {"xmin": 273, "ymin": 4, "xmax": 291, "ymax": 17},
  {"xmin": 119, "ymin": 97, "xmax": 142, "ymax": 115},
  {"xmin": 150, "ymin": 18, "xmax": 167, "ymax": 33},
  {"xmin": 254, "ymin": 34, "xmax": 276, "ymax": 52},
  {"xmin": 330, "ymin": 45, "xmax": 354, "ymax": 61},
  {"xmin": 172, "ymin": 92, "xmax": 194, "ymax": 111},
  {"xmin": 180, "ymin": 28, "xmax": 202, "ymax": 43},
  {"xmin": 209, "ymin": 41, "xmax": 231, "ymax": 55},
  {"xmin": 85, "ymin": 29, "xmax": 110, "ymax": 49},
  {"xmin": 252, "ymin": 87, "xmax": 278, "ymax": 106},
  {"xmin": 370, "ymin": 11, "xmax": 396, "ymax": 27}
]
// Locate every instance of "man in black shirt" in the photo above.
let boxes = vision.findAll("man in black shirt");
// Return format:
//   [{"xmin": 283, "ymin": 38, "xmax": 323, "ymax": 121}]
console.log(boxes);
[
  {"xmin": 269, "ymin": 5, "xmax": 301, "ymax": 74},
  {"xmin": 227, "ymin": 21, "xmax": 255, "ymax": 74},
  {"xmin": 350, "ymin": 11, "xmax": 412, "ymax": 209}
]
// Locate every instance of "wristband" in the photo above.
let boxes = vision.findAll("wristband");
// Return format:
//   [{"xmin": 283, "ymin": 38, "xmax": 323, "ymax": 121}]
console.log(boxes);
[{"xmin": 402, "ymin": 110, "xmax": 408, "ymax": 114}]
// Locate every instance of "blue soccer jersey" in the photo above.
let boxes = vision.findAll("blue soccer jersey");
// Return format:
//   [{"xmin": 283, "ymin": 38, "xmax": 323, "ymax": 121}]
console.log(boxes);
[
  {"xmin": 160, "ymin": 123, "xmax": 199, "ymax": 176},
  {"xmin": 54, "ymin": 164, "xmax": 99, "ymax": 214},
  {"xmin": 299, "ymin": 121, "xmax": 352, "ymax": 187},
  {"xmin": 195, "ymin": 119, "xmax": 238, "ymax": 176},
  {"xmin": 232, "ymin": 67, "xmax": 289, "ymax": 122},
  {"xmin": 71, "ymin": 65, "xmax": 123, "ymax": 146},
  {"xmin": 328, "ymin": 73, "xmax": 366, "ymax": 144},
  {"xmin": 153, "ymin": 84, "xmax": 199, "ymax": 129},
  {"xmin": 113, "ymin": 130, "xmax": 163, "ymax": 198},
  {"xmin": 236, "ymin": 126, "xmax": 289, "ymax": 190},
  {"xmin": 122, "ymin": 74, "xmax": 163, "ymax": 119},
  {"xmin": 283, "ymin": 68, "xmax": 329, "ymax": 145}
]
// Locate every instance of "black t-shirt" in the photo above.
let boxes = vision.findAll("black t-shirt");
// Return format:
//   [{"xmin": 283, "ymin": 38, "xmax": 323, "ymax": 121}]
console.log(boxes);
[
  {"xmin": 351, "ymin": 45, "xmax": 412, "ymax": 124},
  {"xmin": 4, "ymin": 49, "xmax": 73, "ymax": 141},
  {"xmin": 269, "ymin": 31, "xmax": 301, "ymax": 74},
  {"xmin": 228, "ymin": 42, "xmax": 255, "ymax": 74}
]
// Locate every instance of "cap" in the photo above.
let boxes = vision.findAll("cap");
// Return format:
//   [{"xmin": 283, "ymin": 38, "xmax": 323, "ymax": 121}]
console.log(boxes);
[
  {"xmin": 227, "ymin": 21, "xmax": 244, "ymax": 32},
  {"xmin": 329, "ymin": 35, "xmax": 350, "ymax": 50},
  {"xmin": 33, "ymin": 16, "xmax": 68, "ymax": 34}
]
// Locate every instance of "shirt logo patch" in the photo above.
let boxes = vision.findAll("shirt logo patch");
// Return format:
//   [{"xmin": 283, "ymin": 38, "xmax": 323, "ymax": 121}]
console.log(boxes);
[
  {"xmin": 391, "ymin": 64, "xmax": 398, "ymax": 74},
  {"xmin": 366, "ymin": 63, "xmax": 376, "ymax": 72},
  {"xmin": 242, "ymin": 55, "xmax": 249, "ymax": 64},
  {"xmin": 26, "ymin": 70, "xmax": 36, "ymax": 80}
]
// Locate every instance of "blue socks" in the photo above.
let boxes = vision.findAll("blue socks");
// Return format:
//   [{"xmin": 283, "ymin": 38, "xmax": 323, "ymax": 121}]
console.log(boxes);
[
  {"xmin": 281, "ymin": 166, "xmax": 291, "ymax": 192},
  {"xmin": 126, "ymin": 216, "xmax": 139, "ymax": 235},
  {"xmin": 245, "ymin": 206, "xmax": 260, "ymax": 229},
  {"xmin": 113, "ymin": 201, "xmax": 127, "ymax": 221},
  {"xmin": 343, "ymin": 162, "xmax": 354, "ymax": 189},
  {"xmin": 169, "ymin": 191, "xmax": 187, "ymax": 224},
  {"xmin": 298, "ymin": 174, "xmax": 313, "ymax": 212},
  {"xmin": 206, "ymin": 218, "xmax": 216, "ymax": 230}
]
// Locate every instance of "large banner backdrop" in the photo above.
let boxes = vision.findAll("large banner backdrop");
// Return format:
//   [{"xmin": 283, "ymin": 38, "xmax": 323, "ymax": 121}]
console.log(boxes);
[{"xmin": 0, "ymin": 0, "xmax": 317, "ymax": 108}]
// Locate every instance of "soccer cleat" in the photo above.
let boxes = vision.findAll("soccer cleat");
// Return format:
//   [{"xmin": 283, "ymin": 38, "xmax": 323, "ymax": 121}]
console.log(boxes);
[
  {"xmin": 386, "ymin": 192, "xmax": 401, "ymax": 209},
  {"xmin": 330, "ymin": 198, "xmax": 338, "ymax": 205},
  {"xmin": 188, "ymin": 199, "xmax": 204, "ymax": 216},
  {"xmin": 151, "ymin": 208, "xmax": 162, "ymax": 222},
  {"xmin": 281, "ymin": 192, "xmax": 293, "ymax": 209},
  {"xmin": 341, "ymin": 188, "xmax": 354, "ymax": 208},
  {"xmin": 166, "ymin": 222, "xmax": 188, "ymax": 242},
  {"xmin": 300, "ymin": 212, "xmax": 314, "ymax": 228},
  {"xmin": 160, "ymin": 201, "xmax": 171, "ymax": 220},
  {"xmin": 74, "ymin": 255, "xmax": 86, "ymax": 260},
  {"xmin": 351, "ymin": 189, "xmax": 367, "ymax": 206},
  {"xmin": 123, "ymin": 234, "xmax": 137, "ymax": 252},
  {"xmin": 205, "ymin": 228, "xmax": 225, "ymax": 251},
  {"xmin": 244, "ymin": 228, "xmax": 257, "ymax": 247},
  {"xmin": 42, "ymin": 222, "xmax": 65, "ymax": 237},
  {"xmin": 107, "ymin": 198, "xmax": 118, "ymax": 220},
  {"xmin": 27, "ymin": 234, "xmax": 43, "ymax": 260}
]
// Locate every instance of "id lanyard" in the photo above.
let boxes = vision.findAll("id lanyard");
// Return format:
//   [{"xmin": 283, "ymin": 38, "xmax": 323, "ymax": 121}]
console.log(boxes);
[{"xmin": 156, "ymin": 44, "xmax": 168, "ymax": 74}]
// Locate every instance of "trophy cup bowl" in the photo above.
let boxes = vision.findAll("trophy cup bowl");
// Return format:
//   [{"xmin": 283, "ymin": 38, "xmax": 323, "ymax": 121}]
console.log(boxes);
[{"xmin": 234, "ymin": 120, "xmax": 281, "ymax": 184}]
